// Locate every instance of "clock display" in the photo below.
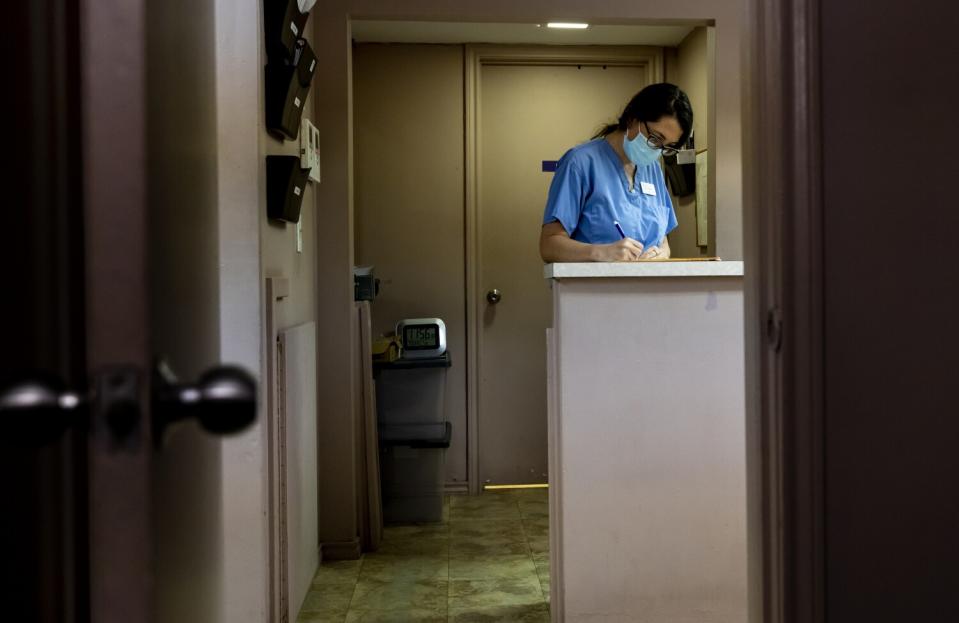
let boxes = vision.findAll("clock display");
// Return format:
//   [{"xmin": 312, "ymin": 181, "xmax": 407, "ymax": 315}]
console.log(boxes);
[
  {"xmin": 405, "ymin": 325, "xmax": 438, "ymax": 349},
  {"xmin": 395, "ymin": 318, "xmax": 447, "ymax": 360}
]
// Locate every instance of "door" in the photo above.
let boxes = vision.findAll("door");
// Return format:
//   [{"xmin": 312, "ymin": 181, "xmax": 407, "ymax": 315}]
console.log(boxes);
[
  {"xmin": 477, "ymin": 60, "xmax": 652, "ymax": 485},
  {"xmin": 2, "ymin": 1, "xmax": 255, "ymax": 621},
  {"xmin": 4, "ymin": 4, "xmax": 89, "ymax": 619},
  {"xmin": 2, "ymin": 1, "xmax": 153, "ymax": 619}
]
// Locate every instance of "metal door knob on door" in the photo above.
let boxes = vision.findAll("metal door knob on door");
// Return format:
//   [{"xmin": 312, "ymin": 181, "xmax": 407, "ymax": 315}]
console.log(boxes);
[
  {"xmin": 0, "ymin": 361, "xmax": 257, "ymax": 447},
  {"xmin": 153, "ymin": 359, "xmax": 257, "ymax": 442},
  {"xmin": 486, "ymin": 288, "xmax": 502, "ymax": 304},
  {"xmin": 0, "ymin": 374, "xmax": 84, "ymax": 445}
]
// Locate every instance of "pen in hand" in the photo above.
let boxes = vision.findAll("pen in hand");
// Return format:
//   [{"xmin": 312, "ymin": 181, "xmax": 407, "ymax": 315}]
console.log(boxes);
[
  {"xmin": 614, "ymin": 221, "xmax": 627, "ymax": 239},
  {"xmin": 613, "ymin": 221, "xmax": 643, "ymax": 261}
]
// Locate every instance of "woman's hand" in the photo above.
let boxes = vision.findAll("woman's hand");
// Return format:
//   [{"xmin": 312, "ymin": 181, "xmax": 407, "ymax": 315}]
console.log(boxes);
[
  {"xmin": 592, "ymin": 237, "xmax": 645, "ymax": 262},
  {"xmin": 541, "ymin": 221, "xmax": 647, "ymax": 262},
  {"xmin": 540, "ymin": 222, "xmax": 659, "ymax": 263},
  {"xmin": 638, "ymin": 237, "xmax": 670, "ymax": 260},
  {"xmin": 639, "ymin": 245, "xmax": 661, "ymax": 260}
]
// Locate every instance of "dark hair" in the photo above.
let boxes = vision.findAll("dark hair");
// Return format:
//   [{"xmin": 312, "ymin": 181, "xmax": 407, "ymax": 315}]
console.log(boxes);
[{"xmin": 593, "ymin": 83, "xmax": 693, "ymax": 148}]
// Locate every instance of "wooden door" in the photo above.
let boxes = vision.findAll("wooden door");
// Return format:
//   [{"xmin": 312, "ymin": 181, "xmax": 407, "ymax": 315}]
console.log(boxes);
[
  {"xmin": 476, "ymin": 61, "xmax": 651, "ymax": 485},
  {"xmin": 2, "ymin": 0, "xmax": 153, "ymax": 620},
  {"xmin": 3, "ymin": 4, "xmax": 89, "ymax": 620},
  {"xmin": 2, "ymin": 1, "xmax": 254, "ymax": 621},
  {"xmin": 82, "ymin": 0, "xmax": 155, "ymax": 618}
]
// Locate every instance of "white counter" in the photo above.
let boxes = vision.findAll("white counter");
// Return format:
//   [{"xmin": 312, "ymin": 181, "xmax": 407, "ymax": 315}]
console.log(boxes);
[
  {"xmin": 545, "ymin": 265, "xmax": 747, "ymax": 622},
  {"xmin": 544, "ymin": 260, "xmax": 744, "ymax": 279}
]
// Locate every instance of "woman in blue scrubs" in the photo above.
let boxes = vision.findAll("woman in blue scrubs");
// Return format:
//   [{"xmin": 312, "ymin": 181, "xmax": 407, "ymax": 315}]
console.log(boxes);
[{"xmin": 539, "ymin": 83, "xmax": 693, "ymax": 262}]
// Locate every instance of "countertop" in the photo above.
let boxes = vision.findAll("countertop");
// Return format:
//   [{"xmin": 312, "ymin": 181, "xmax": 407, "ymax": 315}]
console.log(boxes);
[{"xmin": 544, "ymin": 260, "xmax": 744, "ymax": 279}]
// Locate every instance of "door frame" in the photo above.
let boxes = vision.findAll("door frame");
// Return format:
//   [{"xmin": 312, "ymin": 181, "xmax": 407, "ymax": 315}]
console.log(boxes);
[
  {"xmin": 744, "ymin": 0, "xmax": 825, "ymax": 620},
  {"xmin": 464, "ymin": 45, "xmax": 664, "ymax": 494}
]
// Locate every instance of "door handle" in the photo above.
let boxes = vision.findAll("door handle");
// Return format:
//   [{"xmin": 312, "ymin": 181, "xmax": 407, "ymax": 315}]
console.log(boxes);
[
  {"xmin": 0, "ymin": 374, "xmax": 85, "ymax": 445},
  {"xmin": 0, "ymin": 368, "xmax": 142, "ymax": 445},
  {"xmin": 152, "ymin": 359, "xmax": 257, "ymax": 445},
  {"xmin": 486, "ymin": 288, "xmax": 502, "ymax": 304},
  {"xmin": 0, "ymin": 361, "xmax": 256, "ymax": 447}
]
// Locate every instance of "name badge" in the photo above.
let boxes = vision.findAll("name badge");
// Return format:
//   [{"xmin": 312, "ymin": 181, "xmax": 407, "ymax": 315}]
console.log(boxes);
[{"xmin": 640, "ymin": 181, "xmax": 657, "ymax": 196}]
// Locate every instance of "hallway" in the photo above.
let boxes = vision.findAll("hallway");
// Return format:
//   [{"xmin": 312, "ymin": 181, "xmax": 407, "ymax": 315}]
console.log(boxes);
[{"xmin": 298, "ymin": 490, "xmax": 550, "ymax": 622}]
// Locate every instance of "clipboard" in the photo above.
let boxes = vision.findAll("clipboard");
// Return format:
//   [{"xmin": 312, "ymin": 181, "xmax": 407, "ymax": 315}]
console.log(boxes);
[{"xmin": 642, "ymin": 257, "xmax": 722, "ymax": 262}]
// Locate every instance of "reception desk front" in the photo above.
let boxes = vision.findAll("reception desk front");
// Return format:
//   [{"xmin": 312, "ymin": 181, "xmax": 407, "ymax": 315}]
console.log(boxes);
[{"xmin": 545, "ymin": 261, "xmax": 747, "ymax": 623}]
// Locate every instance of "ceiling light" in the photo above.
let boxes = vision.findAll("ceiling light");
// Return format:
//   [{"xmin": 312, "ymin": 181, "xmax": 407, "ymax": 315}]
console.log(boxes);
[{"xmin": 547, "ymin": 22, "xmax": 589, "ymax": 29}]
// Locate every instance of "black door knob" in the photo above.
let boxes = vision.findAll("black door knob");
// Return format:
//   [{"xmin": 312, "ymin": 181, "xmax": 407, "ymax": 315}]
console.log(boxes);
[
  {"xmin": 2, "ymin": 362, "xmax": 257, "ymax": 447},
  {"xmin": 0, "ymin": 374, "xmax": 85, "ymax": 446},
  {"xmin": 153, "ymin": 360, "xmax": 257, "ymax": 445}
]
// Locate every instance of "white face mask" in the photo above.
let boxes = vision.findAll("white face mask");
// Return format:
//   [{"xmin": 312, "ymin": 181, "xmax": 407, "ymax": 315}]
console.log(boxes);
[{"xmin": 297, "ymin": 0, "xmax": 316, "ymax": 13}]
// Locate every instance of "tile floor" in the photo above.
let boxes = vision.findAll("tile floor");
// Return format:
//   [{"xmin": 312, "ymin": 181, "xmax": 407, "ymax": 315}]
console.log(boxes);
[{"xmin": 297, "ymin": 489, "xmax": 550, "ymax": 622}]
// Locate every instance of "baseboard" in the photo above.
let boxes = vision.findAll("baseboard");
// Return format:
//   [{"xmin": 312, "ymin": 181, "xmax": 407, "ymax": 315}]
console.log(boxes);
[
  {"xmin": 444, "ymin": 481, "xmax": 470, "ymax": 495},
  {"xmin": 320, "ymin": 537, "xmax": 362, "ymax": 561}
]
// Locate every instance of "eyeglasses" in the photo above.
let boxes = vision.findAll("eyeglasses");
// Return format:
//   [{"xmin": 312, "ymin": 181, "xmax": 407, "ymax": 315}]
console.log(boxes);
[{"xmin": 642, "ymin": 121, "xmax": 680, "ymax": 157}]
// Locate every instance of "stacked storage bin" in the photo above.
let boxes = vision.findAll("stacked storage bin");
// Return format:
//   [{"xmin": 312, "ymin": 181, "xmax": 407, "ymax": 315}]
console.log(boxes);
[{"xmin": 374, "ymin": 353, "xmax": 451, "ymax": 523}]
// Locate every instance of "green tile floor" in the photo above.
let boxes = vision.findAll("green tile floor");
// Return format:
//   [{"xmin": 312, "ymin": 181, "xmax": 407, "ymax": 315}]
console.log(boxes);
[{"xmin": 297, "ymin": 489, "xmax": 550, "ymax": 622}]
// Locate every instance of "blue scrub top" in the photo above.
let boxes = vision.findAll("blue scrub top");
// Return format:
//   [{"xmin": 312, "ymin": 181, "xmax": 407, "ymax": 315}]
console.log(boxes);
[{"xmin": 542, "ymin": 138, "xmax": 677, "ymax": 248}]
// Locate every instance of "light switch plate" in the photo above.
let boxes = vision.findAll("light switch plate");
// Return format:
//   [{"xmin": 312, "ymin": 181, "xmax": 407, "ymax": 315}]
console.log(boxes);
[{"xmin": 299, "ymin": 119, "xmax": 321, "ymax": 183}]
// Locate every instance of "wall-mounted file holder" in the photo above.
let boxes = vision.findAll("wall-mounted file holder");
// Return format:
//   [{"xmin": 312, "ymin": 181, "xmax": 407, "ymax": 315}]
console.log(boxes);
[
  {"xmin": 266, "ymin": 155, "xmax": 310, "ymax": 223},
  {"xmin": 296, "ymin": 41, "xmax": 317, "ymax": 87},
  {"xmin": 263, "ymin": 0, "xmax": 310, "ymax": 61},
  {"xmin": 265, "ymin": 39, "xmax": 316, "ymax": 140}
]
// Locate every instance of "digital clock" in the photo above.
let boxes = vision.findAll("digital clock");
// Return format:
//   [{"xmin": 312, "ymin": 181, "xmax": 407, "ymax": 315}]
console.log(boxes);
[{"xmin": 396, "ymin": 318, "xmax": 447, "ymax": 359}]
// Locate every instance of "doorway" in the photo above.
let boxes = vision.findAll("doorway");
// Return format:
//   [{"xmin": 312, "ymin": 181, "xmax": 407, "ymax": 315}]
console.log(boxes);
[
  {"xmin": 347, "ymin": 22, "xmax": 738, "ymax": 619},
  {"xmin": 351, "ymin": 24, "xmax": 714, "ymax": 496},
  {"xmin": 469, "ymin": 47, "xmax": 662, "ymax": 486}
]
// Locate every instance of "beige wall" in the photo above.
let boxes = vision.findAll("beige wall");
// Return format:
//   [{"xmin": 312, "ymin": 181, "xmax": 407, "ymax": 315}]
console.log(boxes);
[
  {"xmin": 315, "ymin": 1, "xmax": 744, "ymax": 506},
  {"xmin": 149, "ymin": 0, "xmax": 312, "ymax": 618},
  {"xmin": 311, "ymin": 6, "xmax": 359, "ymax": 551},
  {"xmin": 212, "ymin": 0, "xmax": 323, "ymax": 618},
  {"xmin": 213, "ymin": 0, "xmax": 269, "ymax": 619},
  {"xmin": 353, "ymin": 43, "xmax": 468, "ymax": 484},
  {"xmin": 261, "ymin": 109, "xmax": 318, "ymax": 334},
  {"xmin": 259, "ymin": 4, "xmax": 324, "ymax": 614},
  {"xmin": 665, "ymin": 26, "xmax": 713, "ymax": 258},
  {"xmin": 147, "ymin": 0, "xmax": 223, "ymax": 621}
]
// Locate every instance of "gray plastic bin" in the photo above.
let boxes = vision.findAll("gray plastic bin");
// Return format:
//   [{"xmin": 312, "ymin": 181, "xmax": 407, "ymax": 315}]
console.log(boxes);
[
  {"xmin": 380, "ymin": 445, "xmax": 445, "ymax": 523},
  {"xmin": 374, "ymin": 356, "xmax": 449, "ymax": 425},
  {"xmin": 374, "ymin": 354, "xmax": 451, "ymax": 523}
]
